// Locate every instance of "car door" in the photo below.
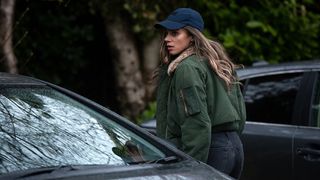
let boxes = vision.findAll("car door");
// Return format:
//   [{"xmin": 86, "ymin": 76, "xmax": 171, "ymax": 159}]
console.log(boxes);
[
  {"xmin": 240, "ymin": 72, "xmax": 305, "ymax": 180},
  {"xmin": 293, "ymin": 71, "xmax": 320, "ymax": 180}
]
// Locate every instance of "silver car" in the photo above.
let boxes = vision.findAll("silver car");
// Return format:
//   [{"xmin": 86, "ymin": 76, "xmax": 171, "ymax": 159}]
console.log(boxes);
[{"xmin": 0, "ymin": 72, "xmax": 232, "ymax": 180}]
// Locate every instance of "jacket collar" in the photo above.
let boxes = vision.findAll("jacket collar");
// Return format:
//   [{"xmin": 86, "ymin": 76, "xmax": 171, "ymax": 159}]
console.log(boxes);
[{"xmin": 167, "ymin": 47, "xmax": 195, "ymax": 76}]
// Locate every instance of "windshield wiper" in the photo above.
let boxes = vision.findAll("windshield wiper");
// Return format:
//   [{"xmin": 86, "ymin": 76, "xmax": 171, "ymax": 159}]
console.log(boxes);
[
  {"xmin": 145, "ymin": 156, "xmax": 180, "ymax": 164},
  {"xmin": 1, "ymin": 165, "xmax": 78, "ymax": 179},
  {"xmin": 127, "ymin": 156, "xmax": 179, "ymax": 165}
]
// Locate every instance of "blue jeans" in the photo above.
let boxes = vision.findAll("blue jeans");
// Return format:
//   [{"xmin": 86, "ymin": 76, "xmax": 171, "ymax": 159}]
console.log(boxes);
[{"xmin": 207, "ymin": 131, "xmax": 244, "ymax": 179}]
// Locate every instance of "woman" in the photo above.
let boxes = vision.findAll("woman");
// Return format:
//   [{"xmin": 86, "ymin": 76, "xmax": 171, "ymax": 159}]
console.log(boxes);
[{"xmin": 154, "ymin": 8, "xmax": 246, "ymax": 179}]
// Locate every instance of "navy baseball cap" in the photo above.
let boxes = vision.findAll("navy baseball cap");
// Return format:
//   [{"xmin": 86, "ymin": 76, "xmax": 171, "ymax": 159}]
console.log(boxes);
[{"xmin": 155, "ymin": 8, "xmax": 204, "ymax": 31}]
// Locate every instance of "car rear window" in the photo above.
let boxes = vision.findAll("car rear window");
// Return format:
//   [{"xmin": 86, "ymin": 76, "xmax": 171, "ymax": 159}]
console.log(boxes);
[
  {"xmin": 243, "ymin": 73, "xmax": 303, "ymax": 125},
  {"xmin": 311, "ymin": 72, "xmax": 320, "ymax": 127}
]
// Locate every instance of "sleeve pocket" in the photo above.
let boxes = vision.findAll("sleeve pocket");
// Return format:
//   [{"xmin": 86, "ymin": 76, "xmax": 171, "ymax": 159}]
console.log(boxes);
[{"xmin": 180, "ymin": 86, "xmax": 201, "ymax": 116}]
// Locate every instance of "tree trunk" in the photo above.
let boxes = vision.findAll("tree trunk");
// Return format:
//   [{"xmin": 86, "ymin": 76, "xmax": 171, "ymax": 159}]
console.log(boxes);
[
  {"xmin": 104, "ymin": 17, "xmax": 146, "ymax": 121},
  {"xmin": 0, "ymin": 0, "xmax": 18, "ymax": 74},
  {"xmin": 142, "ymin": 35, "xmax": 160, "ymax": 102}
]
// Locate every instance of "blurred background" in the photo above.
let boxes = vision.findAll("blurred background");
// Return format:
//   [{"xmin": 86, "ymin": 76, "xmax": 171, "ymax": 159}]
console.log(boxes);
[{"xmin": 0, "ymin": 0, "xmax": 319, "ymax": 123}]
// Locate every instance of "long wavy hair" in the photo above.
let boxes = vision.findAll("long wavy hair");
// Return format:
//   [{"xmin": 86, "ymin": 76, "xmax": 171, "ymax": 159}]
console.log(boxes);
[{"xmin": 158, "ymin": 26, "xmax": 239, "ymax": 89}]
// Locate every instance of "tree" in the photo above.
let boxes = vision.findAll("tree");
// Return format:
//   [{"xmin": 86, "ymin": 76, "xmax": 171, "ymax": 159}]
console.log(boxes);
[
  {"xmin": 0, "ymin": 0, "xmax": 18, "ymax": 73},
  {"xmin": 88, "ymin": 0, "xmax": 177, "ymax": 121},
  {"xmin": 8, "ymin": 0, "xmax": 320, "ymax": 123},
  {"xmin": 104, "ymin": 15, "xmax": 147, "ymax": 120}
]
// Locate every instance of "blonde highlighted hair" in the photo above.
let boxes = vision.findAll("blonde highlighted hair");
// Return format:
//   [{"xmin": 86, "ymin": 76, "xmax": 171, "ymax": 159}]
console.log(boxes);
[{"xmin": 159, "ymin": 26, "xmax": 239, "ymax": 89}]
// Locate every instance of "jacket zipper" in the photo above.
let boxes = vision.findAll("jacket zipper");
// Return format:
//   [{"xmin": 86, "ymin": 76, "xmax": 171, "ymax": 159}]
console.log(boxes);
[{"xmin": 180, "ymin": 90, "xmax": 189, "ymax": 116}]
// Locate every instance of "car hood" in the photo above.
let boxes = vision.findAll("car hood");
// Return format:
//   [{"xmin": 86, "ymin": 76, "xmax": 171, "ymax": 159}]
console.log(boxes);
[{"xmin": 0, "ymin": 160, "xmax": 232, "ymax": 180}]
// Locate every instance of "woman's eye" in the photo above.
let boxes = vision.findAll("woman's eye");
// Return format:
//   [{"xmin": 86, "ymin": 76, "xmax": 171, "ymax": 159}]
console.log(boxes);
[{"xmin": 171, "ymin": 31, "xmax": 178, "ymax": 36}]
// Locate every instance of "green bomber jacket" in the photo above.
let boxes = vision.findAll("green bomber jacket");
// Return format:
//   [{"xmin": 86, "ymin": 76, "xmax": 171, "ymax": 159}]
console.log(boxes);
[{"xmin": 155, "ymin": 55, "xmax": 246, "ymax": 163}]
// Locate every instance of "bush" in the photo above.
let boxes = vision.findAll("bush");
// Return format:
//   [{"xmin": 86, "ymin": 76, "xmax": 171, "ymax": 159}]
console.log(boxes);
[{"xmin": 193, "ymin": 0, "xmax": 320, "ymax": 65}]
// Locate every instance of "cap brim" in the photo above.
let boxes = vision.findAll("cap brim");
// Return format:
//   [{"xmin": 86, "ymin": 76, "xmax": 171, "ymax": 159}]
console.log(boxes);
[{"xmin": 154, "ymin": 20, "xmax": 185, "ymax": 30}]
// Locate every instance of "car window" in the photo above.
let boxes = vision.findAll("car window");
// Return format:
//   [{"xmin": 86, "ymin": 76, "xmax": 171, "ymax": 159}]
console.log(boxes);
[
  {"xmin": 0, "ymin": 87, "xmax": 165, "ymax": 174},
  {"xmin": 243, "ymin": 73, "xmax": 303, "ymax": 125},
  {"xmin": 311, "ymin": 72, "xmax": 320, "ymax": 127}
]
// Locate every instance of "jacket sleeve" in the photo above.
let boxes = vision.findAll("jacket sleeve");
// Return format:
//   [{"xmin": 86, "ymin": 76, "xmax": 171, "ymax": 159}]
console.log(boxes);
[
  {"xmin": 155, "ymin": 66, "xmax": 171, "ymax": 139},
  {"xmin": 173, "ymin": 63, "xmax": 211, "ymax": 163}
]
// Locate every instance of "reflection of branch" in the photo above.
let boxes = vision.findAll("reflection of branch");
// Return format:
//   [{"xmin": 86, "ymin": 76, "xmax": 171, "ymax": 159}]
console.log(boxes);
[
  {"xmin": 0, "ymin": 122, "xmax": 58, "ymax": 169},
  {"xmin": 16, "ymin": 134, "xmax": 58, "ymax": 162},
  {"xmin": 0, "ymin": 91, "xmax": 122, "ymax": 169},
  {"xmin": 5, "ymin": 96, "xmax": 46, "ymax": 120},
  {"xmin": 2, "ymin": 95, "xmax": 89, "ymax": 151},
  {"xmin": 0, "ymin": 99, "xmax": 16, "ymax": 137},
  {"xmin": 106, "ymin": 128, "xmax": 123, "ymax": 148},
  {"xmin": 1, "ymin": 147, "xmax": 22, "ymax": 170}
]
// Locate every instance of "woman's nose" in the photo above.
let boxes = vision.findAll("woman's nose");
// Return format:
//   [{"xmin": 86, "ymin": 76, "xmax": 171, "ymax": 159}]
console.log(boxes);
[{"xmin": 164, "ymin": 34, "xmax": 170, "ymax": 42}]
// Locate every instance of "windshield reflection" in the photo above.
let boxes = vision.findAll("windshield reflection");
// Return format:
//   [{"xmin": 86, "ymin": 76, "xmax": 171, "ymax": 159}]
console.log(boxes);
[{"xmin": 0, "ymin": 87, "xmax": 164, "ymax": 174}]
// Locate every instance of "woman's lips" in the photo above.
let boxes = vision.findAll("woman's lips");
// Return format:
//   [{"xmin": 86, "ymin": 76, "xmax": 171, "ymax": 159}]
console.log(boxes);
[{"xmin": 167, "ymin": 46, "xmax": 174, "ymax": 51}]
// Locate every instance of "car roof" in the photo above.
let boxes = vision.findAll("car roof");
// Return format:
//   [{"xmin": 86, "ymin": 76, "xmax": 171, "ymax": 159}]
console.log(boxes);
[
  {"xmin": 2, "ymin": 60, "xmax": 319, "ymax": 84},
  {"xmin": 236, "ymin": 60, "xmax": 320, "ymax": 80},
  {"xmin": 0, "ymin": 72, "xmax": 45, "ymax": 86}
]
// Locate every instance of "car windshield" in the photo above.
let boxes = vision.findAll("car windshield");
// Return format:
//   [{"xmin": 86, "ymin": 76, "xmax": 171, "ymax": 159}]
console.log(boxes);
[{"xmin": 0, "ymin": 86, "xmax": 165, "ymax": 174}]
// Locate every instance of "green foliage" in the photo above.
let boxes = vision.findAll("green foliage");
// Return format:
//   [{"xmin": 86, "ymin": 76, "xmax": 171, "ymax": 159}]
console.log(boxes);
[
  {"xmin": 122, "ymin": 0, "xmax": 161, "ymax": 41},
  {"xmin": 136, "ymin": 101, "xmax": 156, "ymax": 125},
  {"xmin": 189, "ymin": 0, "xmax": 320, "ymax": 65},
  {"xmin": 103, "ymin": 0, "xmax": 320, "ymax": 65},
  {"xmin": 90, "ymin": 0, "xmax": 190, "ymax": 42}
]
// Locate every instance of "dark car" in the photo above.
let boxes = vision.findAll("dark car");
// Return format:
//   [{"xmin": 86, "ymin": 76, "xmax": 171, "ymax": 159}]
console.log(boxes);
[
  {"xmin": 0, "ymin": 72, "xmax": 232, "ymax": 180},
  {"xmin": 141, "ymin": 60, "xmax": 320, "ymax": 180}
]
